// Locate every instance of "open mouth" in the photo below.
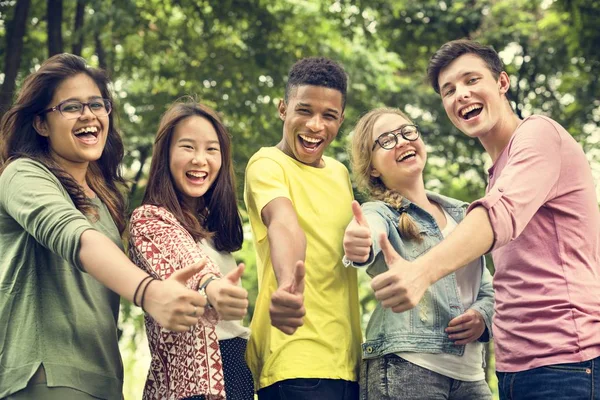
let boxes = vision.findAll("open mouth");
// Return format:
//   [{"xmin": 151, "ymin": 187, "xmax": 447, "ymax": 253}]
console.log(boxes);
[
  {"xmin": 396, "ymin": 150, "xmax": 416, "ymax": 162},
  {"xmin": 298, "ymin": 134, "xmax": 324, "ymax": 153},
  {"xmin": 460, "ymin": 104, "xmax": 483, "ymax": 120},
  {"xmin": 186, "ymin": 170, "xmax": 208, "ymax": 184},
  {"xmin": 73, "ymin": 126, "xmax": 99, "ymax": 144}
]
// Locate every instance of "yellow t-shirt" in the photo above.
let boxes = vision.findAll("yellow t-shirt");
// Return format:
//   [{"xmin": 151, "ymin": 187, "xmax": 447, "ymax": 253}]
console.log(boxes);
[{"xmin": 244, "ymin": 147, "xmax": 361, "ymax": 390}]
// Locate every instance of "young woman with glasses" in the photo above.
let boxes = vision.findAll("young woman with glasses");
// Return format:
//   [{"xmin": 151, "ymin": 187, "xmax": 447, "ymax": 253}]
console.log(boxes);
[
  {"xmin": 0, "ymin": 54, "xmax": 210, "ymax": 399},
  {"xmin": 342, "ymin": 107, "xmax": 495, "ymax": 399}
]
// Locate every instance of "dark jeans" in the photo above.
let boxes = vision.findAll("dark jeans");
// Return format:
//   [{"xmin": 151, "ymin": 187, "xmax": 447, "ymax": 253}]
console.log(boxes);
[
  {"xmin": 497, "ymin": 356, "xmax": 600, "ymax": 400},
  {"xmin": 258, "ymin": 378, "xmax": 359, "ymax": 400}
]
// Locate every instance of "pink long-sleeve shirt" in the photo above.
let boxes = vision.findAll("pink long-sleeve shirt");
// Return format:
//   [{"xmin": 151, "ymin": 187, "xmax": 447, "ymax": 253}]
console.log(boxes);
[{"xmin": 468, "ymin": 115, "xmax": 600, "ymax": 372}]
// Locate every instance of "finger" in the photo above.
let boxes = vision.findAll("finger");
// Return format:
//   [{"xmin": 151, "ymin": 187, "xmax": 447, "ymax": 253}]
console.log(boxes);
[
  {"xmin": 378, "ymin": 233, "xmax": 401, "ymax": 266},
  {"xmin": 270, "ymin": 303, "xmax": 306, "ymax": 318},
  {"xmin": 219, "ymin": 306, "xmax": 248, "ymax": 319},
  {"xmin": 225, "ymin": 263, "xmax": 246, "ymax": 284},
  {"xmin": 371, "ymin": 269, "xmax": 398, "ymax": 292},
  {"xmin": 218, "ymin": 297, "xmax": 249, "ymax": 310},
  {"xmin": 272, "ymin": 291, "xmax": 304, "ymax": 309},
  {"xmin": 221, "ymin": 285, "xmax": 249, "ymax": 299},
  {"xmin": 289, "ymin": 260, "xmax": 305, "ymax": 294},
  {"xmin": 448, "ymin": 314, "xmax": 470, "ymax": 327},
  {"xmin": 446, "ymin": 323, "xmax": 468, "ymax": 333},
  {"xmin": 344, "ymin": 250, "xmax": 371, "ymax": 263},
  {"xmin": 170, "ymin": 259, "xmax": 208, "ymax": 283},
  {"xmin": 275, "ymin": 324, "xmax": 299, "ymax": 335},
  {"xmin": 391, "ymin": 303, "xmax": 414, "ymax": 313},
  {"xmin": 272, "ymin": 316, "xmax": 305, "ymax": 329},
  {"xmin": 373, "ymin": 283, "xmax": 400, "ymax": 304},
  {"xmin": 347, "ymin": 228, "xmax": 372, "ymax": 241},
  {"xmin": 449, "ymin": 330, "xmax": 474, "ymax": 340},
  {"xmin": 351, "ymin": 200, "xmax": 369, "ymax": 227},
  {"xmin": 170, "ymin": 316, "xmax": 201, "ymax": 332}
]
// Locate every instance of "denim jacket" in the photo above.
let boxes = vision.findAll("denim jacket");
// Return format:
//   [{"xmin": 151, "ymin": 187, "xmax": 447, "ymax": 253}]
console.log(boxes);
[{"xmin": 352, "ymin": 191, "xmax": 494, "ymax": 360}]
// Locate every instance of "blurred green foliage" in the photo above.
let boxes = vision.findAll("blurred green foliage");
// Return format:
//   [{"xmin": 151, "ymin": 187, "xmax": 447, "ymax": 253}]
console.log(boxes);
[{"xmin": 1, "ymin": 0, "xmax": 599, "ymax": 398}]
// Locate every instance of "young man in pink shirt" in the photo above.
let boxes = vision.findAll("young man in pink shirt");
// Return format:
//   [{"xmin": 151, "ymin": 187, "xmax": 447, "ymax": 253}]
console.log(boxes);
[{"xmin": 343, "ymin": 39, "xmax": 600, "ymax": 399}]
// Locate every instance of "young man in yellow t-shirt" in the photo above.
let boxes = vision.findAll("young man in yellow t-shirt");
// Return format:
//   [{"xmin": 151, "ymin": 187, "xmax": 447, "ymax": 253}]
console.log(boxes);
[{"xmin": 244, "ymin": 57, "xmax": 361, "ymax": 399}]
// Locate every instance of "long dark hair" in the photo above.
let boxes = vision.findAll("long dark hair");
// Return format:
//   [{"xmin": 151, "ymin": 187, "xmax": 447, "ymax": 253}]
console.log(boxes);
[
  {"xmin": 143, "ymin": 100, "xmax": 243, "ymax": 252},
  {"xmin": 0, "ymin": 53, "xmax": 127, "ymax": 233}
]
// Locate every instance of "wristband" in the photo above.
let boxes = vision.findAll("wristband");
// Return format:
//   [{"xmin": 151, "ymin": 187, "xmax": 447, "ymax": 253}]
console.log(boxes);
[{"xmin": 198, "ymin": 275, "xmax": 220, "ymax": 308}]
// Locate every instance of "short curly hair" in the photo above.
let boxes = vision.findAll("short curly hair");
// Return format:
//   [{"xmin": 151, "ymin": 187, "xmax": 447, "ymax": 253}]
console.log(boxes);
[{"xmin": 285, "ymin": 57, "xmax": 348, "ymax": 109}]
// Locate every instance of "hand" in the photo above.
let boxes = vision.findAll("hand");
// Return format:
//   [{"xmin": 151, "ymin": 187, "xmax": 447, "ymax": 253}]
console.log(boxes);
[
  {"xmin": 371, "ymin": 233, "xmax": 431, "ymax": 313},
  {"xmin": 205, "ymin": 263, "xmax": 249, "ymax": 321},
  {"xmin": 143, "ymin": 260, "xmax": 208, "ymax": 332},
  {"xmin": 343, "ymin": 201, "xmax": 372, "ymax": 263},
  {"xmin": 270, "ymin": 260, "xmax": 306, "ymax": 335},
  {"xmin": 446, "ymin": 309, "xmax": 486, "ymax": 345}
]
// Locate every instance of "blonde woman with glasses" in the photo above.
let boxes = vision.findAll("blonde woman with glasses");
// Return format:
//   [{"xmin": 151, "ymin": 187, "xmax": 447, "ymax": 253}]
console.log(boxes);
[{"xmin": 342, "ymin": 107, "xmax": 494, "ymax": 400}]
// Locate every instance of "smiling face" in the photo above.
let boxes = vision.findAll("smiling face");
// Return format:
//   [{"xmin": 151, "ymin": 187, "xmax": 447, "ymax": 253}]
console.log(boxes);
[
  {"xmin": 169, "ymin": 115, "xmax": 222, "ymax": 208},
  {"xmin": 34, "ymin": 73, "xmax": 109, "ymax": 173},
  {"xmin": 370, "ymin": 113, "xmax": 427, "ymax": 189},
  {"xmin": 438, "ymin": 53, "xmax": 511, "ymax": 140},
  {"xmin": 277, "ymin": 85, "xmax": 344, "ymax": 167}
]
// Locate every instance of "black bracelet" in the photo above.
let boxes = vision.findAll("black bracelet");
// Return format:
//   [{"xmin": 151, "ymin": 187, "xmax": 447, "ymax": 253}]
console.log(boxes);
[
  {"xmin": 133, "ymin": 276, "xmax": 154, "ymax": 307},
  {"xmin": 140, "ymin": 278, "xmax": 157, "ymax": 313}
]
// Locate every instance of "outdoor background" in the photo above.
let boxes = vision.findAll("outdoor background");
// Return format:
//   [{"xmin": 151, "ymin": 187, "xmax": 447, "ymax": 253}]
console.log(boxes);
[{"xmin": 1, "ymin": 0, "xmax": 599, "ymax": 399}]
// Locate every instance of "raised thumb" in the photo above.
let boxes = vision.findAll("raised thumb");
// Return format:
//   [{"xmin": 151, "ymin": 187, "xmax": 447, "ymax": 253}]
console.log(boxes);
[
  {"xmin": 289, "ymin": 260, "xmax": 305, "ymax": 294},
  {"xmin": 378, "ymin": 233, "xmax": 401, "ymax": 267},
  {"xmin": 226, "ymin": 263, "xmax": 245, "ymax": 284},
  {"xmin": 170, "ymin": 258, "xmax": 207, "ymax": 283},
  {"xmin": 351, "ymin": 200, "xmax": 369, "ymax": 227}
]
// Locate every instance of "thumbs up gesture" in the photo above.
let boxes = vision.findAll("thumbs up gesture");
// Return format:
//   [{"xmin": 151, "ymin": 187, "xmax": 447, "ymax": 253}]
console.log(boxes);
[
  {"xmin": 370, "ymin": 233, "xmax": 430, "ymax": 313},
  {"xmin": 205, "ymin": 263, "xmax": 249, "ymax": 321},
  {"xmin": 270, "ymin": 260, "xmax": 306, "ymax": 335},
  {"xmin": 144, "ymin": 260, "xmax": 210, "ymax": 332},
  {"xmin": 343, "ymin": 201, "xmax": 372, "ymax": 263}
]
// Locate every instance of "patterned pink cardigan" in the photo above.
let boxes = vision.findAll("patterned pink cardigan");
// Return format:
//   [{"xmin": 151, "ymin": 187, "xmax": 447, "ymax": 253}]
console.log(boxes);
[{"xmin": 129, "ymin": 205, "xmax": 226, "ymax": 400}]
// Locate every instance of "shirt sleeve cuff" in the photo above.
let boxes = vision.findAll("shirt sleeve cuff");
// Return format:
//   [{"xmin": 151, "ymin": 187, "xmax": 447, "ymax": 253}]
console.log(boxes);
[{"xmin": 467, "ymin": 186, "xmax": 507, "ymax": 252}]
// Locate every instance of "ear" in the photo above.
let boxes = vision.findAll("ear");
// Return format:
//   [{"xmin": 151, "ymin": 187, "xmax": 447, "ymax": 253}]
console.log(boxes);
[
  {"xmin": 33, "ymin": 116, "xmax": 49, "ymax": 137},
  {"xmin": 370, "ymin": 167, "xmax": 381, "ymax": 178},
  {"xmin": 278, "ymin": 99, "xmax": 287, "ymax": 121},
  {"xmin": 498, "ymin": 71, "xmax": 510, "ymax": 95},
  {"xmin": 339, "ymin": 112, "xmax": 345, "ymax": 126}
]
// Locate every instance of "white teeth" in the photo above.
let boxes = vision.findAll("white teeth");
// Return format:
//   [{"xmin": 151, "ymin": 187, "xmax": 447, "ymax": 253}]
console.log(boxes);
[
  {"xmin": 299, "ymin": 134, "xmax": 322, "ymax": 144},
  {"xmin": 397, "ymin": 150, "xmax": 416, "ymax": 161},
  {"xmin": 74, "ymin": 126, "xmax": 98, "ymax": 135},
  {"xmin": 187, "ymin": 171, "xmax": 207, "ymax": 178},
  {"xmin": 460, "ymin": 104, "xmax": 483, "ymax": 117}
]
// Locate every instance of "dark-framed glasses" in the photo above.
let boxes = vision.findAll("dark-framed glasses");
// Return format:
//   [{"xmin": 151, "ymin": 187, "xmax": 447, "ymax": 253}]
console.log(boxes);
[
  {"xmin": 40, "ymin": 98, "xmax": 112, "ymax": 120},
  {"xmin": 372, "ymin": 124, "xmax": 420, "ymax": 151}
]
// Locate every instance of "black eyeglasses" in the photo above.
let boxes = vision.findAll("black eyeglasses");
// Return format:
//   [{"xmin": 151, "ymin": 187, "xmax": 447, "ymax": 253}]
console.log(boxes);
[
  {"xmin": 40, "ymin": 98, "xmax": 112, "ymax": 120},
  {"xmin": 372, "ymin": 124, "xmax": 420, "ymax": 151}
]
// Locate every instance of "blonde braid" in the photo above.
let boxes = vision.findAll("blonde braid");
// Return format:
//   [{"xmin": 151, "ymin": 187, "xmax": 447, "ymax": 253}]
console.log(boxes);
[{"xmin": 371, "ymin": 183, "xmax": 422, "ymax": 242}]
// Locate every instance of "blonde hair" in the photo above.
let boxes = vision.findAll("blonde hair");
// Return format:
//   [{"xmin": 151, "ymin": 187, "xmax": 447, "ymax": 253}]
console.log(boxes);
[{"xmin": 350, "ymin": 107, "xmax": 422, "ymax": 242}]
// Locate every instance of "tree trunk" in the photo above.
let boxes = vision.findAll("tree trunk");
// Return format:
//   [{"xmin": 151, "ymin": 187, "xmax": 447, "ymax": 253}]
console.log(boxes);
[
  {"xmin": 0, "ymin": 0, "xmax": 32, "ymax": 116},
  {"xmin": 95, "ymin": 32, "xmax": 108, "ymax": 71},
  {"xmin": 71, "ymin": 0, "xmax": 86, "ymax": 56},
  {"xmin": 128, "ymin": 145, "xmax": 151, "ymax": 204},
  {"xmin": 47, "ymin": 0, "xmax": 64, "ymax": 56}
]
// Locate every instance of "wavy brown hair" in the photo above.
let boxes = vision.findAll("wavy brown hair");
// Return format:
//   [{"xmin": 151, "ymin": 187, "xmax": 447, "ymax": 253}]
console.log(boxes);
[
  {"xmin": 350, "ymin": 107, "xmax": 422, "ymax": 242},
  {"xmin": 143, "ymin": 100, "xmax": 243, "ymax": 252},
  {"xmin": 0, "ymin": 53, "xmax": 127, "ymax": 233}
]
